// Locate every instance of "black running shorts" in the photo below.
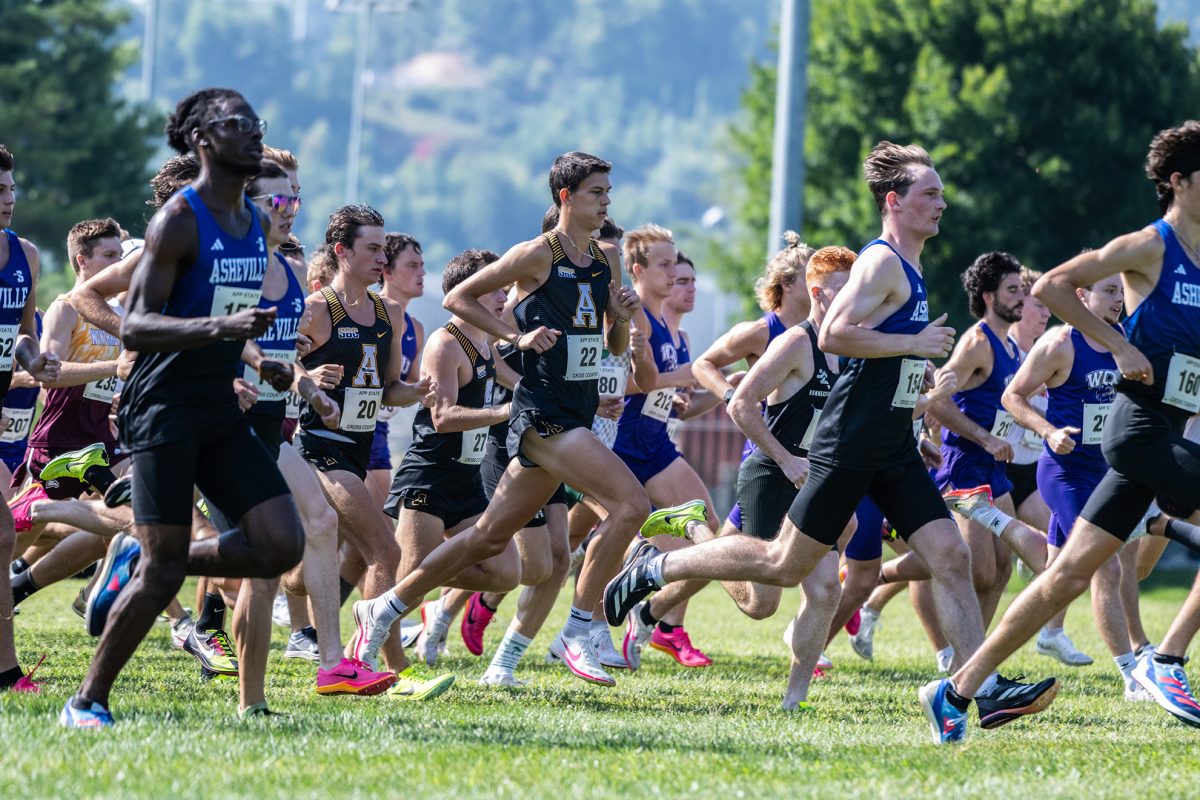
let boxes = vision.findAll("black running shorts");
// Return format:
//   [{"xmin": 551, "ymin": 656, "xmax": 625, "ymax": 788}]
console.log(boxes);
[
  {"xmin": 1005, "ymin": 460, "xmax": 1039, "ymax": 508},
  {"xmin": 479, "ymin": 445, "xmax": 566, "ymax": 529},
  {"xmin": 735, "ymin": 452, "xmax": 798, "ymax": 542},
  {"xmin": 294, "ymin": 431, "xmax": 370, "ymax": 481},
  {"xmin": 788, "ymin": 453, "xmax": 950, "ymax": 547},
  {"xmin": 131, "ymin": 416, "xmax": 290, "ymax": 527},
  {"xmin": 384, "ymin": 470, "xmax": 489, "ymax": 530}
]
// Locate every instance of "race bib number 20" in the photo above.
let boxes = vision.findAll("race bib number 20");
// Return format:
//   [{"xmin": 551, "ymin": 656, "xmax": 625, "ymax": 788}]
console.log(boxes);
[{"xmin": 341, "ymin": 387, "xmax": 382, "ymax": 433}]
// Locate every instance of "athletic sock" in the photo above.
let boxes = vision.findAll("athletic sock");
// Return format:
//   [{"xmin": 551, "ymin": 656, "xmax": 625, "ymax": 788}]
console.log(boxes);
[
  {"xmin": 338, "ymin": 578, "xmax": 355, "ymax": 606},
  {"xmin": 564, "ymin": 605, "xmax": 591, "ymax": 637},
  {"xmin": 372, "ymin": 592, "xmax": 407, "ymax": 626},
  {"xmin": 1162, "ymin": 517, "xmax": 1200, "ymax": 553},
  {"xmin": 978, "ymin": 672, "xmax": 1000, "ymax": 696},
  {"xmin": 195, "ymin": 592, "xmax": 226, "ymax": 632},
  {"xmin": 433, "ymin": 600, "xmax": 453, "ymax": 630},
  {"xmin": 10, "ymin": 557, "xmax": 29, "ymax": 575},
  {"xmin": 81, "ymin": 464, "xmax": 116, "ymax": 493},
  {"xmin": 945, "ymin": 683, "xmax": 972, "ymax": 711},
  {"xmin": 1039, "ymin": 625, "xmax": 1063, "ymax": 641},
  {"xmin": 11, "ymin": 569, "xmax": 40, "ymax": 605},
  {"xmin": 1114, "ymin": 651, "xmax": 1137, "ymax": 684},
  {"xmin": 647, "ymin": 553, "xmax": 667, "ymax": 588},
  {"xmin": 1153, "ymin": 652, "xmax": 1187, "ymax": 667},
  {"xmin": 489, "ymin": 627, "xmax": 532, "ymax": 672},
  {"xmin": 657, "ymin": 621, "xmax": 678, "ymax": 633},
  {"xmin": 860, "ymin": 606, "xmax": 880, "ymax": 621},
  {"xmin": 1135, "ymin": 642, "xmax": 1156, "ymax": 660},
  {"xmin": 936, "ymin": 645, "xmax": 955, "ymax": 666},
  {"xmin": 478, "ymin": 594, "xmax": 498, "ymax": 613},
  {"xmin": 0, "ymin": 665, "xmax": 24, "ymax": 690},
  {"xmin": 965, "ymin": 504, "xmax": 1014, "ymax": 537},
  {"xmin": 639, "ymin": 602, "xmax": 659, "ymax": 628}
]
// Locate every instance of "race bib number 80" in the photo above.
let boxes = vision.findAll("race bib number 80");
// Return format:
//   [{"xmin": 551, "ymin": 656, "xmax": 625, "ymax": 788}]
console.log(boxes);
[
  {"xmin": 1164, "ymin": 352, "xmax": 1200, "ymax": 413},
  {"xmin": 891, "ymin": 358, "xmax": 925, "ymax": 410},
  {"xmin": 565, "ymin": 335, "xmax": 602, "ymax": 382},
  {"xmin": 598, "ymin": 362, "xmax": 627, "ymax": 397}
]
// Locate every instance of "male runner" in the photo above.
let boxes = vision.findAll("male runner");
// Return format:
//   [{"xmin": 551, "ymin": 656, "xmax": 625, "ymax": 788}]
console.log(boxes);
[
  {"xmin": 60, "ymin": 89, "xmax": 304, "ymax": 727},
  {"xmin": 607, "ymin": 142, "xmax": 1055, "ymax": 725},
  {"xmin": 0, "ymin": 143, "xmax": 61, "ymax": 694},
  {"xmin": 348, "ymin": 152, "xmax": 677, "ymax": 688},
  {"xmin": 927, "ymin": 121, "xmax": 1200, "ymax": 735}
]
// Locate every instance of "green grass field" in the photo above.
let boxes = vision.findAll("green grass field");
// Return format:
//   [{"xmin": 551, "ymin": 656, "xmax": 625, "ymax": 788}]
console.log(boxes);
[{"xmin": 3, "ymin": 573, "xmax": 1199, "ymax": 799}]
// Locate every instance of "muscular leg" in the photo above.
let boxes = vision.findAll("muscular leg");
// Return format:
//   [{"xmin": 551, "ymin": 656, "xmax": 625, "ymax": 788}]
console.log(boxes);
[
  {"xmin": 0, "ymin": 505, "xmax": 16, "ymax": 673},
  {"xmin": 783, "ymin": 551, "xmax": 841, "ymax": 709},
  {"xmin": 1157, "ymin": 569, "xmax": 1200, "ymax": 659},
  {"xmin": 905, "ymin": 518, "xmax": 985, "ymax": 671},
  {"xmin": 643, "ymin": 458, "xmax": 716, "ymax": 626},
  {"xmin": 1118, "ymin": 543, "xmax": 1149, "ymax": 650},
  {"xmin": 231, "ymin": 576, "xmax": 279, "ymax": 711},
  {"xmin": 28, "ymin": 531, "xmax": 106, "ymax": 588},
  {"xmin": 1090, "ymin": 553, "xmax": 1130, "ymax": 657},
  {"xmin": 186, "ymin": 494, "xmax": 303, "ymax": 579},
  {"xmin": 507, "ymin": 505, "xmax": 571, "ymax": 639},
  {"xmin": 826, "ymin": 556, "xmax": 880, "ymax": 643}
]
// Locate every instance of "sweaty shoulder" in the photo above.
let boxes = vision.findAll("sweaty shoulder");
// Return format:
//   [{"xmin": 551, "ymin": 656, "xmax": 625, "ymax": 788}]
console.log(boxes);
[{"xmin": 379, "ymin": 294, "xmax": 404, "ymax": 327}]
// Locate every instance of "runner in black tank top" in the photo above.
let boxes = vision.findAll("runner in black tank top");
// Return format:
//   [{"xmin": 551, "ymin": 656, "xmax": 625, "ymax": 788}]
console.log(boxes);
[
  {"xmin": 293, "ymin": 205, "xmax": 435, "ymax": 691},
  {"xmin": 64, "ymin": 90, "xmax": 305, "ymax": 728},
  {"xmin": 347, "ymin": 153, "xmax": 695, "ymax": 691}
]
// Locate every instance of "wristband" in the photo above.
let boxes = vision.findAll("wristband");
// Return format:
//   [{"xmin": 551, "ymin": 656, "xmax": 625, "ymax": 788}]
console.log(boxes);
[{"xmin": 723, "ymin": 387, "xmax": 736, "ymax": 405}]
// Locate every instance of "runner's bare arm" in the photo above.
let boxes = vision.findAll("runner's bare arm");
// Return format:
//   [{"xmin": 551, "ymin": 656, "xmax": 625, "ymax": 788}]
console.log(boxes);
[
  {"xmin": 39, "ymin": 299, "xmax": 118, "ymax": 388},
  {"xmin": 69, "ymin": 248, "xmax": 138, "ymax": 338}
]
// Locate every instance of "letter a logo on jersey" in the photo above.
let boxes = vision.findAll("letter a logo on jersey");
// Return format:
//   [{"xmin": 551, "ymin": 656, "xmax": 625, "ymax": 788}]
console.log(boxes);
[
  {"xmin": 573, "ymin": 284, "xmax": 598, "ymax": 328},
  {"xmin": 353, "ymin": 344, "xmax": 381, "ymax": 387}
]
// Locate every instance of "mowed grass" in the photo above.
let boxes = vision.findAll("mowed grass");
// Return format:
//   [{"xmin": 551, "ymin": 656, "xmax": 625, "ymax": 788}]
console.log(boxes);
[{"xmin": 3, "ymin": 573, "xmax": 1200, "ymax": 799}]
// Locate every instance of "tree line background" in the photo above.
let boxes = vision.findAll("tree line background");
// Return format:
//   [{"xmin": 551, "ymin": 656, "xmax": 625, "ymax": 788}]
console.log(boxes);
[{"xmin": 2, "ymin": 0, "xmax": 1199, "ymax": 336}]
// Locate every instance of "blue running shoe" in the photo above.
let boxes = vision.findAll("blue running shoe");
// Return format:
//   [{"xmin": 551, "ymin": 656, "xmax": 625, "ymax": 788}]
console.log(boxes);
[
  {"xmin": 60, "ymin": 697, "xmax": 114, "ymax": 729},
  {"xmin": 1132, "ymin": 655, "xmax": 1200, "ymax": 728},
  {"xmin": 919, "ymin": 679, "xmax": 967, "ymax": 744},
  {"xmin": 85, "ymin": 533, "xmax": 141, "ymax": 637}
]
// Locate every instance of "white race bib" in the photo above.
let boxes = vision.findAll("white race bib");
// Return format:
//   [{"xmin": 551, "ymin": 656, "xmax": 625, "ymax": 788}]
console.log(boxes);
[
  {"xmin": 667, "ymin": 417, "xmax": 682, "ymax": 444},
  {"xmin": 458, "ymin": 427, "xmax": 489, "ymax": 465},
  {"xmin": 1022, "ymin": 425, "xmax": 1043, "ymax": 449},
  {"xmin": 1082, "ymin": 402, "xmax": 1112, "ymax": 445},
  {"xmin": 598, "ymin": 361, "xmax": 627, "ymax": 397},
  {"xmin": 990, "ymin": 410, "xmax": 1016, "ymax": 440},
  {"xmin": 891, "ymin": 358, "xmax": 925, "ymax": 410},
  {"xmin": 0, "ymin": 324, "xmax": 18, "ymax": 372},
  {"xmin": 284, "ymin": 391, "xmax": 302, "ymax": 420},
  {"xmin": 244, "ymin": 348, "xmax": 296, "ymax": 403},
  {"xmin": 565, "ymin": 335, "xmax": 602, "ymax": 381},
  {"xmin": 211, "ymin": 285, "xmax": 262, "ymax": 319},
  {"xmin": 800, "ymin": 409, "xmax": 822, "ymax": 452},
  {"xmin": 0, "ymin": 406, "xmax": 33, "ymax": 443},
  {"xmin": 341, "ymin": 387, "xmax": 382, "ymax": 433},
  {"xmin": 377, "ymin": 404, "xmax": 400, "ymax": 422},
  {"xmin": 642, "ymin": 388, "xmax": 674, "ymax": 422},
  {"xmin": 83, "ymin": 374, "xmax": 119, "ymax": 404},
  {"xmin": 1164, "ymin": 352, "xmax": 1200, "ymax": 413}
]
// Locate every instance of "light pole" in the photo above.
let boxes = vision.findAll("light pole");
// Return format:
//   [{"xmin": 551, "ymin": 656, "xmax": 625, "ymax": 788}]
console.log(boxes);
[
  {"xmin": 767, "ymin": 0, "xmax": 811, "ymax": 254},
  {"xmin": 141, "ymin": 0, "xmax": 159, "ymax": 102}
]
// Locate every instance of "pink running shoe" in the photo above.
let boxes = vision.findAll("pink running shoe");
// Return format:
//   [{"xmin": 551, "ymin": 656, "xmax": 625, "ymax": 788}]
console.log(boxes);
[
  {"xmin": 10, "ymin": 483, "xmax": 48, "ymax": 533},
  {"xmin": 10, "ymin": 654, "xmax": 45, "ymax": 693},
  {"xmin": 316, "ymin": 657, "xmax": 396, "ymax": 696},
  {"xmin": 844, "ymin": 608, "xmax": 862, "ymax": 636},
  {"xmin": 649, "ymin": 627, "xmax": 712, "ymax": 667},
  {"xmin": 460, "ymin": 592, "xmax": 495, "ymax": 657}
]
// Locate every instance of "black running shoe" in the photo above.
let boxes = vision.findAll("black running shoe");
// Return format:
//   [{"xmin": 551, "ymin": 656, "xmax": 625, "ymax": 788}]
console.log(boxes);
[
  {"xmin": 603, "ymin": 545, "xmax": 663, "ymax": 627},
  {"xmin": 975, "ymin": 673, "xmax": 1059, "ymax": 729},
  {"xmin": 103, "ymin": 474, "xmax": 133, "ymax": 508}
]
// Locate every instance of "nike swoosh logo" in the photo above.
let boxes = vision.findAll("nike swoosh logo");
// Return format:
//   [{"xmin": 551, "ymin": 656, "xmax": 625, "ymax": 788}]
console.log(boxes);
[{"xmin": 331, "ymin": 669, "xmax": 359, "ymax": 680}]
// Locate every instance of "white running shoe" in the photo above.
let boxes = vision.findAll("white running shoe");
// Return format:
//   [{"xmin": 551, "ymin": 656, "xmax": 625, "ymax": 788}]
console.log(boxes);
[
  {"xmin": 271, "ymin": 593, "xmax": 290, "ymax": 627},
  {"xmin": 1125, "ymin": 680, "xmax": 1154, "ymax": 702},
  {"xmin": 170, "ymin": 616, "xmax": 195, "ymax": 649},
  {"xmin": 550, "ymin": 630, "xmax": 615, "ymax": 686},
  {"xmin": 936, "ymin": 647, "xmax": 955, "ymax": 673},
  {"xmin": 1035, "ymin": 630, "xmax": 1094, "ymax": 666},
  {"xmin": 817, "ymin": 651, "xmax": 833, "ymax": 670},
  {"xmin": 590, "ymin": 626, "xmax": 629, "ymax": 670},
  {"xmin": 622, "ymin": 602, "xmax": 656, "ymax": 671},
  {"xmin": 479, "ymin": 668, "xmax": 528, "ymax": 688},
  {"xmin": 414, "ymin": 600, "xmax": 450, "ymax": 667},
  {"xmin": 849, "ymin": 608, "xmax": 879, "ymax": 661},
  {"xmin": 400, "ymin": 617, "xmax": 422, "ymax": 649},
  {"xmin": 348, "ymin": 599, "xmax": 391, "ymax": 671}
]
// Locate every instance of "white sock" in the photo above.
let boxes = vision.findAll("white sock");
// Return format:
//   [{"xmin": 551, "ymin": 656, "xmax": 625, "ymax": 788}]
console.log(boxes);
[
  {"xmin": 966, "ymin": 504, "xmax": 1014, "ymax": 537},
  {"xmin": 861, "ymin": 606, "xmax": 880, "ymax": 621},
  {"xmin": 1114, "ymin": 651, "xmax": 1137, "ymax": 680},
  {"xmin": 433, "ymin": 598, "xmax": 453, "ymax": 630},
  {"xmin": 564, "ymin": 605, "xmax": 591, "ymax": 637},
  {"xmin": 372, "ymin": 593, "xmax": 407, "ymax": 626},
  {"xmin": 978, "ymin": 672, "xmax": 1000, "ymax": 695},
  {"xmin": 648, "ymin": 553, "xmax": 667, "ymax": 588},
  {"xmin": 488, "ymin": 628, "xmax": 532, "ymax": 672},
  {"xmin": 937, "ymin": 645, "xmax": 955, "ymax": 664},
  {"xmin": 589, "ymin": 619, "xmax": 609, "ymax": 640},
  {"xmin": 1040, "ymin": 626, "xmax": 1063, "ymax": 640}
]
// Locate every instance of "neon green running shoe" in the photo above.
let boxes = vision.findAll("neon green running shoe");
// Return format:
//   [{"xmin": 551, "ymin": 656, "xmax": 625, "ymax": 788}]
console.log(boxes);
[
  {"xmin": 387, "ymin": 665, "xmax": 455, "ymax": 701},
  {"xmin": 39, "ymin": 442, "xmax": 109, "ymax": 483},
  {"xmin": 639, "ymin": 499, "xmax": 706, "ymax": 540},
  {"xmin": 184, "ymin": 627, "xmax": 239, "ymax": 676}
]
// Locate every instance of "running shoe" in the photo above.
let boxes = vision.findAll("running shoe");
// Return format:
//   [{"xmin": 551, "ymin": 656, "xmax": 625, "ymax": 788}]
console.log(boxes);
[
  {"xmin": 387, "ymin": 665, "xmax": 455, "ymax": 701},
  {"xmin": 460, "ymin": 592, "xmax": 495, "ymax": 657},
  {"xmin": 285, "ymin": 626, "xmax": 320, "ymax": 661},
  {"xmin": 919, "ymin": 679, "xmax": 967, "ymax": 744},
  {"xmin": 60, "ymin": 697, "xmax": 114, "ymax": 729},
  {"xmin": 783, "ymin": 700, "xmax": 815, "ymax": 713},
  {"xmin": 1131, "ymin": 656, "xmax": 1200, "ymax": 728},
  {"xmin": 71, "ymin": 587, "xmax": 87, "ymax": 620},
  {"xmin": 975, "ymin": 673, "xmax": 1059, "ymax": 729},
  {"xmin": 400, "ymin": 617, "xmax": 422, "ymax": 649},
  {"xmin": 590, "ymin": 625, "xmax": 629, "ymax": 670},
  {"xmin": 844, "ymin": 608, "xmax": 861, "ymax": 636},
  {"xmin": 603, "ymin": 545, "xmax": 664, "ymax": 626},
  {"xmin": 415, "ymin": 600, "xmax": 450, "ymax": 667},
  {"xmin": 183, "ymin": 627, "xmax": 239, "ymax": 676},
  {"xmin": 639, "ymin": 499, "xmax": 706, "ymax": 540},
  {"xmin": 479, "ymin": 668, "xmax": 528, "ymax": 688},
  {"xmin": 1125, "ymin": 679, "xmax": 1154, "ymax": 703},
  {"xmin": 943, "ymin": 485, "xmax": 993, "ymax": 517},
  {"xmin": 170, "ymin": 616, "xmax": 195, "ymax": 649},
  {"xmin": 849, "ymin": 608, "xmax": 879, "ymax": 661},
  {"xmin": 550, "ymin": 630, "xmax": 616, "ymax": 686},
  {"xmin": 621, "ymin": 601, "xmax": 655, "ymax": 671},
  {"xmin": 1035, "ymin": 629, "xmax": 1094, "ymax": 666},
  {"xmin": 816, "ymin": 651, "xmax": 833, "ymax": 670},
  {"xmin": 239, "ymin": 702, "xmax": 287, "ymax": 719},
  {"xmin": 9, "ymin": 482, "xmax": 48, "ymax": 533},
  {"xmin": 316, "ymin": 657, "xmax": 396, "ymax": 696},
  {"xmin": 84, "ymin": 533, "xmax": 140, "ymax": 636},
  {"xmin": 271, "ymin": 593, "xmax": 290, "ymax": 627},
  {"xmin": 102, "ymin": 474, "xmax": 133, "ymax": 508},
  {"xmin": 9, "ymin": 654, "xmax": 45, "ymax": 693},
  {"xmin": 347, "ymin": 598, "xmax": 391, "ymax": 671},
  {"xmin": 39, "ymin": 442, "xmax": 109, "ymax": 483},
  {"xmin": 650, "ymin": 626, "xmax": 712, "ymax": 667}
]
